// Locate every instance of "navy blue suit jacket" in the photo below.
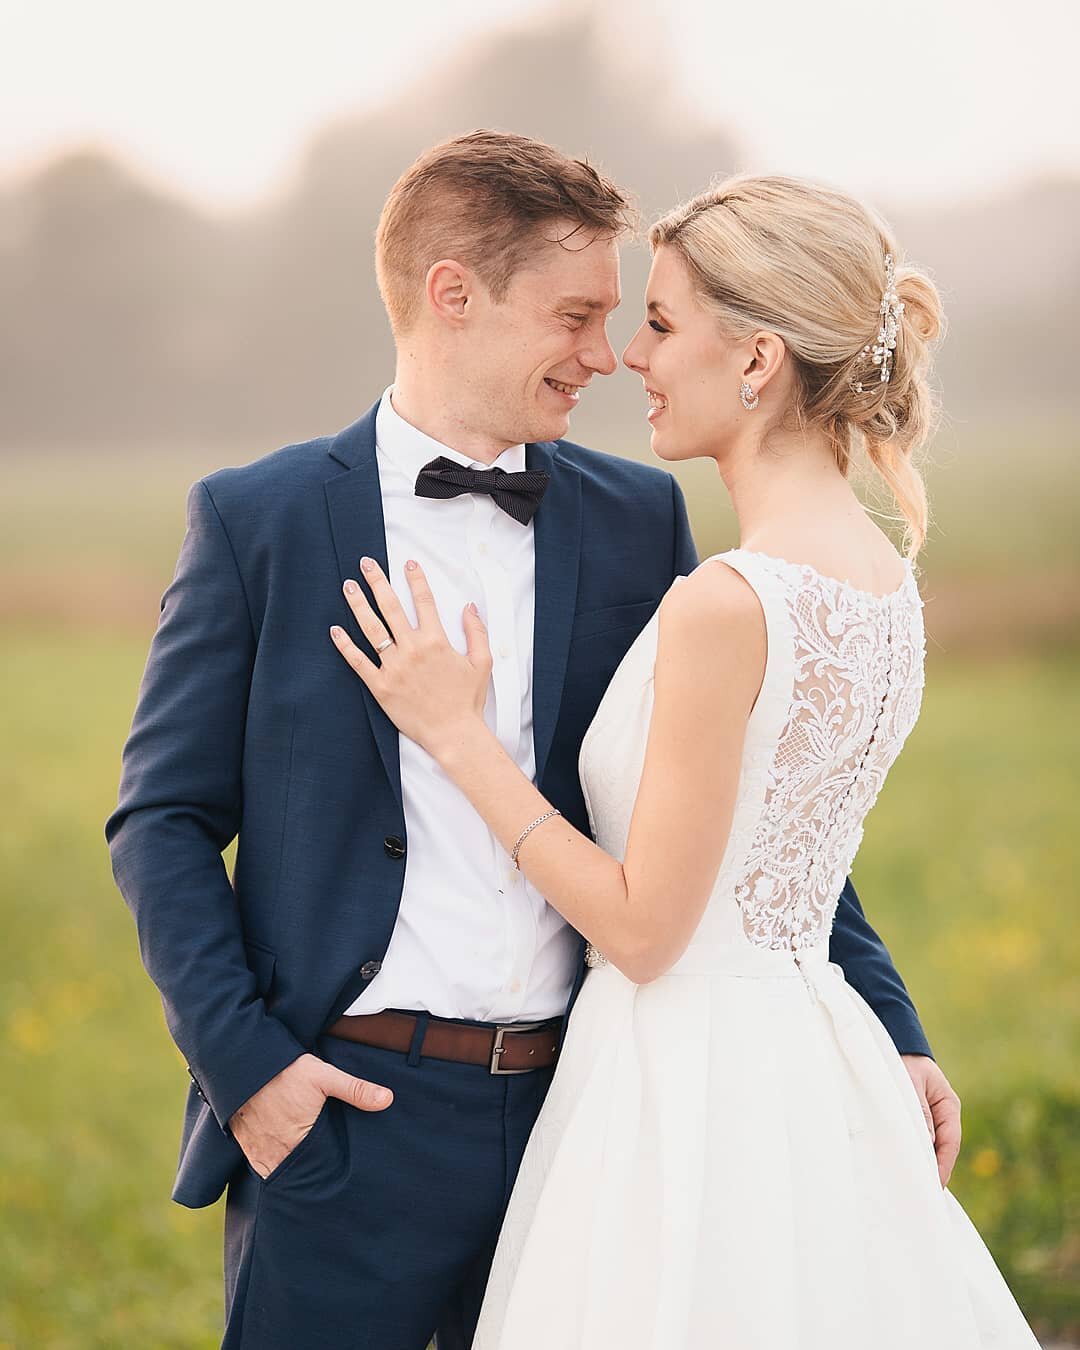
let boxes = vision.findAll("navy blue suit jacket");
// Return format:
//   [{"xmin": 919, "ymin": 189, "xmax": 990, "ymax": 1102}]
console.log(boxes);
[{"xmin": 106, "ymin": 398, "xmax": 931, "ymax": 1209}]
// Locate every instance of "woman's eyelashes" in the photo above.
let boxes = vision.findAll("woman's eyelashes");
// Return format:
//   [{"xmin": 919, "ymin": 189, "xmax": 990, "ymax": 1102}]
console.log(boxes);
[{"xmin": 648, "ymin": 318, "xmax": 670, "ymax": 334}]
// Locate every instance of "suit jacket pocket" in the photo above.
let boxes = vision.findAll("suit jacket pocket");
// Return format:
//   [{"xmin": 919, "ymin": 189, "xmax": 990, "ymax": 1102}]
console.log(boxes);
[
  {"xmin": 571, "ymin": 599, "xmax": 656, "ymax": 642},
  {"xmin": 244, "ymin": 939, "xmax": 277, "ymax": 1007}
]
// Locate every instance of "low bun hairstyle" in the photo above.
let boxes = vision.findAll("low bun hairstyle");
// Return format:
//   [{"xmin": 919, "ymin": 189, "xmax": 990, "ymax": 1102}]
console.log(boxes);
[{"xmin": 648, "ymin": 175, "xmax": 946, "ymax": 557}]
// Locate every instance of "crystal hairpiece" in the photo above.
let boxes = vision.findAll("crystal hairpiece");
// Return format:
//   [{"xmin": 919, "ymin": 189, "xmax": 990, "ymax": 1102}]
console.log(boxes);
[{"xmin": 852, "ymin": 254, "xmax": 904, "ymax": 394}]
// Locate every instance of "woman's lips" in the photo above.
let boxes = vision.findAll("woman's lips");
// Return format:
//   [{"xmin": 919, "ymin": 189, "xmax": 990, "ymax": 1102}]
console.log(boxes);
[{"xmin": 646, "ymin": 388, "xmax": 668, "ymax": 422}]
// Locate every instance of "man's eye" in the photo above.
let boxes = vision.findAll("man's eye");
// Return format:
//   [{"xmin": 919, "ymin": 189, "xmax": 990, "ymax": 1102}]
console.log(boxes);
[
  {"xmin": 567, "ymin": 314, "xmax": 588, "ymax": 324},
  {"xmin": 648, "ymin": 319, "xmax": 669, "ymax": 334}
]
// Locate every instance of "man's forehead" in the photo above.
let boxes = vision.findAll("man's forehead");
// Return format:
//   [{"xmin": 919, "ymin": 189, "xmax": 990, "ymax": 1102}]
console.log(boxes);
[
  {"xmin": 527, "ymin": 240, "xmax": 621, "ymax": 304},
  {"xmin": 554, "ymin": 292, "xmax": 622, "ymax": 312}
]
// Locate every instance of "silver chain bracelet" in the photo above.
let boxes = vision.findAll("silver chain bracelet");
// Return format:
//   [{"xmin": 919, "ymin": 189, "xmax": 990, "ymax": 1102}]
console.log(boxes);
[{"xmin": 510, "ymin": 808, "xmax": 562, "ymax": 869}]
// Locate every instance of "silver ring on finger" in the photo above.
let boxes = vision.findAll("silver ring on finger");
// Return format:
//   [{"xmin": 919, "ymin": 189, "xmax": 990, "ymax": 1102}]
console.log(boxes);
[{"xmin": 374, "ymin": 637, "xmax": 395, "ymax": 654}]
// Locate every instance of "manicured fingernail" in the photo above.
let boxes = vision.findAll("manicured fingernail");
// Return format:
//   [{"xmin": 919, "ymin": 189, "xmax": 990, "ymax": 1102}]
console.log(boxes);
[
  {"xmin": 468, "ymin": 602, "xmax": 479, "ymax": 615},
  {"xmin": 330, "ymin": 626, "xmax": 344, "ymax": 639},
  {"xmin": 343, "ymin": 579, "xmax": 358, "ymax": 594},
  {"xmin": 405, "ymin": 559, "xmax": 417, "ymax": 571},
  {"xmin": 360, "ymin": 557, "xmax": 375, "ymax": 573}
]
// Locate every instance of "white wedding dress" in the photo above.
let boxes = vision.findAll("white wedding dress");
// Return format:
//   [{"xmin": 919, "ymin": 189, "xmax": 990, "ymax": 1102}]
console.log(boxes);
[{"xmin": 473, "ymin": 549, "xmax": 1040, "ymax": 1348}]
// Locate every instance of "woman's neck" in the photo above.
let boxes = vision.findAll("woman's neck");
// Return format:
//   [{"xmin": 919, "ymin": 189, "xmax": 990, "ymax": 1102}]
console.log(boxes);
[{"xmin": 718, "ymin": 431, "xmax": 865, "ymax": 552}]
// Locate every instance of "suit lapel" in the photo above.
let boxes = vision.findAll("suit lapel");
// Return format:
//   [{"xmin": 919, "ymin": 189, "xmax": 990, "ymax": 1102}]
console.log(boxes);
[
  {"xmin": 323, "ymin": 419, "xmax": 581, "ymax": 805},
  {"xmin": 324, "ymin": 401, "xmax": 403, "ymax": 808},
  {"xmin": 529, "ymin": 441, "xmax": 582, "ymax": 788}
]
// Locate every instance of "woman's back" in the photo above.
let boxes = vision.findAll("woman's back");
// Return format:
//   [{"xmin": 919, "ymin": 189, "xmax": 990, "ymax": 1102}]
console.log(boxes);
[
  {"xmin": 578, "ymin": 544, "xmax": 925, "ymax": 963},
  {"xmin": 701, "ymin": 546, "xmax": 925, "ymax": 953}
]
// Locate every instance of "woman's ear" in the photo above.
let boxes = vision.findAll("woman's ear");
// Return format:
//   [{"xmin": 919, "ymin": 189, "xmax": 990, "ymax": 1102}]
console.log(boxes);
[
  {"xmin": 425, "ymin": 259, "xmax": 473, "ymax": 327},
  {"xmin": 742, "ymin": 331, "xmax": 787, "ymax": 393}
]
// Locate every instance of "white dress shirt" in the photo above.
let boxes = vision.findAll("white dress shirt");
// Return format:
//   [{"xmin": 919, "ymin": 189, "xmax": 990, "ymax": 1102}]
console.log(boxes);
[{"xmin": 343, "ymin": 388, "xmax": 580, "ymax": 1023}]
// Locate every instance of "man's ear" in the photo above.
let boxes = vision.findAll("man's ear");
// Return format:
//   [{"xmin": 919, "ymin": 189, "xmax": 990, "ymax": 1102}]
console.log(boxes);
[{"xmin": 425, "ymin": 259, "xmax": 474, "ymax": 328}]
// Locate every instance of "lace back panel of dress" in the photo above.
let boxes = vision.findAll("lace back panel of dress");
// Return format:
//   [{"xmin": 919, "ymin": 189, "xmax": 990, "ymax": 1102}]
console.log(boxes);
[{"xmin": 735, "ymin": 561, "xmax": 925, "ymax": 950}]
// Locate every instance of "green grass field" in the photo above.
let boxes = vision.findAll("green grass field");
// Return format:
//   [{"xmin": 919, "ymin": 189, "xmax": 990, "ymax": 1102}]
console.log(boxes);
[
  {"xmin": 2, "ymin": 633, "xmax": 1076, "ymax": 1346},
  {"xmin": 2, "ymin": 436, "xmax": 1078, "ymax": 1345}
]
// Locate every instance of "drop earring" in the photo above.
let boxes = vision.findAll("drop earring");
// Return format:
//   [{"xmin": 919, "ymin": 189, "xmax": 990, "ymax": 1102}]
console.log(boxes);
[{"xmin": 739, "ymin": 381, "xmax": 759, "ymax": 411}]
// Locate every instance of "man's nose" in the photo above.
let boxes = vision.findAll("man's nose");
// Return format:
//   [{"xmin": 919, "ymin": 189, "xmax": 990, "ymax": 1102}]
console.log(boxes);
[{"xmin": 580, "ymin": 332, "xmax": 618, "ymax": 377}]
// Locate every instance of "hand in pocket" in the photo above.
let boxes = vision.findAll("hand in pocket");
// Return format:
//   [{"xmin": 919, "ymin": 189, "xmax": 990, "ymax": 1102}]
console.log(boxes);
[{"xmin": 229, "ymin": 1051, "xmax": 394, "ymax": 1179}]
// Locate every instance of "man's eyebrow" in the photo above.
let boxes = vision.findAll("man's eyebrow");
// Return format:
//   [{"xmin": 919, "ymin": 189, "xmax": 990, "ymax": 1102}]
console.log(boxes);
[{"xmin": 556, "ymin": 295, "xmax": 622, "ymax": 311}]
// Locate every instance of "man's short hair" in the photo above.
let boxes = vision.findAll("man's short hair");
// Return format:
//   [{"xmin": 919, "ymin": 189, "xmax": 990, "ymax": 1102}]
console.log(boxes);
[{"xmin": 375, "ymin": 129, "xmax": 634, "ymax": 335}]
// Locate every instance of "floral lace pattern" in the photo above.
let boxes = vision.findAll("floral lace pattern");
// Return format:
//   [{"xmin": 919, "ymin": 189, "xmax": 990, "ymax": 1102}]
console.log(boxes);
[{"xmin": 731, "ymin": 552, "xmax": 925, "ymax": 950}]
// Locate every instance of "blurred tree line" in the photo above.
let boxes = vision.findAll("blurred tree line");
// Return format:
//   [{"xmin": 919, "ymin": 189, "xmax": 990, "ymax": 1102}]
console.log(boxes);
[{"xmin": 1, "ymin": 10, "xmax": 1077, "ymax": 455}]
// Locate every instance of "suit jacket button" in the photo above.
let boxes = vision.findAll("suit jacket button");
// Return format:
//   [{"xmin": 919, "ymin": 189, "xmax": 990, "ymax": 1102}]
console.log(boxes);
[
  {"xmin": 383, "ymin": 835, "xmax": 406, "ymax": 859},
  {"xmin": 360, "ymin": 960, "xmax": 382, "ymax": 980}
]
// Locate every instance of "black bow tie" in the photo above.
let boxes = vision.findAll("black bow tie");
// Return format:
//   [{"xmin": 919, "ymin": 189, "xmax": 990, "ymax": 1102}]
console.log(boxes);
[{"xmin": 414, "ymin": 456, "xmax": 550, "ymax": 526}]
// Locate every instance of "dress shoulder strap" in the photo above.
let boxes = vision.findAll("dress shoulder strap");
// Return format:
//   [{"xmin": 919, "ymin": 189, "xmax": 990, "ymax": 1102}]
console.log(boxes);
[{"xmin": 695, "ymin": 550, "xmax": 797, "ymax": 748}]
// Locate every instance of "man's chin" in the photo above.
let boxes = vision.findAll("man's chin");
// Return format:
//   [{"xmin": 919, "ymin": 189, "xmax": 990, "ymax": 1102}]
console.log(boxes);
[{"xmin": 530, "ymin": 410, "xmax": 573, "ymax": 444}]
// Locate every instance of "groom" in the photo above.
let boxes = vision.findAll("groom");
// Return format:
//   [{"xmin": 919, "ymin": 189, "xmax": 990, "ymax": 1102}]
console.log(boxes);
[{"xmin": 106, "ymin": 130, "xmax": 960, "ymax": 1349}]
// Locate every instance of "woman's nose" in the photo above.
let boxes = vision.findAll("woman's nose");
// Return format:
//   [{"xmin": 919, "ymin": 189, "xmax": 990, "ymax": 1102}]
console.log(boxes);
[{"xmin": 622, "ymin": 328, "xmax": 647, "ymax": 372}]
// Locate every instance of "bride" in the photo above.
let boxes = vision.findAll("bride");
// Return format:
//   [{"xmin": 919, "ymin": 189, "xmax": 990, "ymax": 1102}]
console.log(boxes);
[{"xmin": 331, "ymin": 176, "xmax": 1040, "ymax": 1346}]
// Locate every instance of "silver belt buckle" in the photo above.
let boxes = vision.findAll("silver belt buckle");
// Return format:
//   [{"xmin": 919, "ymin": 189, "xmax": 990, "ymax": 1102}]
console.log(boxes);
[{"xmin": 489, "ymin": 1024, "xmax": 542, "ymax": 1075}]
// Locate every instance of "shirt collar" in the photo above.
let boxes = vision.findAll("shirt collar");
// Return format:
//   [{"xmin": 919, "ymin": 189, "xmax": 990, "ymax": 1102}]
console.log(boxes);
[{"xmin": 375, "ymin": 385, "xmax": 527, "ymax": 484}]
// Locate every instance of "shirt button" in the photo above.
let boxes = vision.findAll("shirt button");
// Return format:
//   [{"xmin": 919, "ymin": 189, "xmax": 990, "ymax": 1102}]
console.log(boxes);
[
  {"xmin": 360, "ymin": 960, "xmax": 382, "ymax": 980},
  {"xmin": 383, "ymin": 835, "xmax": 406, "ymax": 859},
  {"xmin": 498, "ymin": 646, "xmax": 510, "ymax": 660},
  {"xmin": 477, "ymin": 541, "xmax": 489, "ymax": 555},
  {"xmin": 509, "ymin": 978, "xmax": 522, "ymax": 993}
]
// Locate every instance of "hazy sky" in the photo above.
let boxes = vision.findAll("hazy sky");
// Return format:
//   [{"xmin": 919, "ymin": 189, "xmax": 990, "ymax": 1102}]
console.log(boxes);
[{"xmin": 3, "ymin": 0, "xmax": 1078, "ymax": 210}]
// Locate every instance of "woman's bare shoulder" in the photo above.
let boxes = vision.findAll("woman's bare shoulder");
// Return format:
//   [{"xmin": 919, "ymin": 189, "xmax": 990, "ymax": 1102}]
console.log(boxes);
[
  {"xmin": 656, "ymin": 559, "xmax": 766, "ymax": 687},
  {"xmin": 664, "ymin": 557, "xmax": 763, "ymax": 627}
]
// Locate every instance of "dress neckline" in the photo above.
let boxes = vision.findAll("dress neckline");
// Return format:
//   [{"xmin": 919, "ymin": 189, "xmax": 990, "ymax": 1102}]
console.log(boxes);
[{"xmin": 708, "ymin": 547, "xmax": 916, "ymax": 604}]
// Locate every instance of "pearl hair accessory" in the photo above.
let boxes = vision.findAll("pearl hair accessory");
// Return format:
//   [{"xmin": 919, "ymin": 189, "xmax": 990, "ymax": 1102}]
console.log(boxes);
[
  {"xmin": 739, "ymin": 381, "xmax": 760, "ymax": 411},
  {"xmin": 852, "ymin": 253, "xmax": 904, "ymax": 394}
]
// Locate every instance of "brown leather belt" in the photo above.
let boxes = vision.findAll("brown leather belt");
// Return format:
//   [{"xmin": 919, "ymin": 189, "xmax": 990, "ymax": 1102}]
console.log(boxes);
[{"xmin": 326, "ymin": 1008, "xmax": 562, "ymax": 1074}]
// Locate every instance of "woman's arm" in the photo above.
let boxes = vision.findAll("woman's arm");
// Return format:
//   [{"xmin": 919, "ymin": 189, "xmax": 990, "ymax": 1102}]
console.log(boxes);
[{"xmin": 332, "ymin": 557, "xmax": 766, "ymax": 984}]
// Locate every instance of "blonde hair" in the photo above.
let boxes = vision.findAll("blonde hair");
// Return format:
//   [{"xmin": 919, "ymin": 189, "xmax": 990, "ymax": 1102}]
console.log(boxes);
[
  {"xmin": 376, "ymin": 130, "xmax": 633, "ymax": 336},
  {"xmin": 649, "ymin": 175, "xmax": 945, "ymax": 557}
]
